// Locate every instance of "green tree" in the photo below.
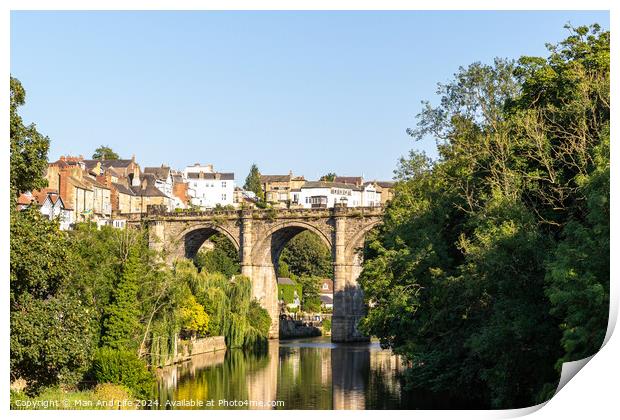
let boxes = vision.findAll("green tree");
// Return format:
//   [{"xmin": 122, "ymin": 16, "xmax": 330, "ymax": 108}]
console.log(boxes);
[
  {"xmin": 10, "ymin": 209, "xmax": 97, "ymax": 390},
  {"xmin": 297, "ymin": 276, "xmax": 322, "ymax": 313},
  {"xmin": 10, "ymin": 76, "xmax": 49, "ymax": 199},
  {"xmin": 10, "ymin": 208, "xmax": 73, "ymax": 302},
  {"xmin": 545, "ymin": 129, "xmax": 609, "ymax": 366},
  {"xmin": 92, "ymin": 145, "xmax": 120, "ymax": 160},
  {"xmin": 194, "ymin": 234, "xmax": 240, "ymax": 278},
  {"xmin": 174, "ymin": 261, "xmax": 271, "ymax": 349},
  {"xmin": 69, "ymin": 224, "xmax": 124, "ymax": 324},
  {"xmin": 279, "ymin": 231, "xmax": 333, "ymax": 279},
  {"xmin": 11, "ymin": 293, "xmax": 97, "ymax": 391},
  {"xmin": 101, "ymin": 247, "xmax": 143, "ymax": 352},
  {"xmin": 320, "ymin": 172, "xmax": 336, "ymax": 182},
  {"xmin": 195, "ymin": 248, "xmax": 240, "ymax": 278},
  {"xmin": 244, "ymin": 163, "xmax": 264, "ymax": 200},
  {"xmin": 248, "ymin": 299, "xmax": 272, "ymax": 338},
  {"xmin": 359, "ymin": 24, "xmax": 609, "ymax": 408}
]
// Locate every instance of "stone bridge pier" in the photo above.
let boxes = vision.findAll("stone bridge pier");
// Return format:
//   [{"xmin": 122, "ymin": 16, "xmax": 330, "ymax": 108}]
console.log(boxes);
[{"xmin": 146, "ymin": 205, "xmax": 383, "ymax": 342}]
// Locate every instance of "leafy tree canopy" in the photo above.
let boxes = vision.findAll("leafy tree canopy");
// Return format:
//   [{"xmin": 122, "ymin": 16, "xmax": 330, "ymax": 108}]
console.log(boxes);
[
  {"xmin": 320, "ymin": 172, "xmax": 336, "ymax": 182},
  {"xmin": 359, "ymin": 24, "xmax": 609, "ymax": 408},
  {"xmin": 10, "ymin": 76, "xmax": 49, "ymax": 199},
  {"xmin": 279, "ymin": 231, "xmax": 332, "ymax": 279},
  {"xmin": 92, "ymin": 145, "xmax": 120, "ymax": 160},
  {"xmin": 244, "ymin": 163, "xmax": 264, "ymax": 199}
]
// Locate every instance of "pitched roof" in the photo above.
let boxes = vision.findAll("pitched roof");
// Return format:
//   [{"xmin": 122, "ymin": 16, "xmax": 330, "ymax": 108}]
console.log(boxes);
[
  {"xmin": 131, "ymin": 184, "xmax": 168, "ymax": 197},
  {"xmin": 320, "ymin": 295, "xmax": 333, "ymax": 304},
  {"xmin": 334, "ymin": 176, "xmax": 363, "ymax": 185},
  {"xmin": 187, "ymin": 172, "xmax": 234, "ymax": 180},
  {"xmin": 49, "ymin": 159, "xmax": 83, "ymax": 169},
  {"xmin": 319, "ymin": 278, "xmax": 334, "ymax": 293},
  {"xmin": 143, "ymin": 166, "xmax": 171, "ymax": 181},
  {"xmin": 83, "ymin": 176, "xmax": 111, "ymax": 190},
  {"xmin": 17, "ymin": 192, "xmax": 34, "ymax": 206},
  {"xmin": 375, "ymin": 181, "xmax": 395, "ymax": 188},
  {"xmin": 302, "ymin": 181, "xmax": 361, "ymax": 190},
  {"xmin": 112, "ymin": 182, "xmax": 135, "ymax": 196},
  {"xmin": 68, "ymin": 176, "xmax": 93, "ymax": 191},
  {"xmin": 105, "ymin": 167, "xmax": 124, "ymax": 178},
  {"xmin": 45, "ymin": 193, "xmax": 64, "ymax": 207},
  {"xmin": 83, "ymin": 159, "xmax": 134, "ymax": 170},
  {"xmin": 31, "ymin": 188, "xmax": 56, "ymax": 204},
  {"xmin": 131, "ymin": 174, "xmax": 168, "ymax": 197},
  {"xmin": 261, "ymin": 175, "xmax": 290, "ymax": 183}
]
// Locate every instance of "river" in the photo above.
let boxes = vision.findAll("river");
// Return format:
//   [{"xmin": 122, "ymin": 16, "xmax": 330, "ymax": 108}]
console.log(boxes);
[{"xmin": 156, "ymin": 336, "xmax": 418, "ymax": 410}]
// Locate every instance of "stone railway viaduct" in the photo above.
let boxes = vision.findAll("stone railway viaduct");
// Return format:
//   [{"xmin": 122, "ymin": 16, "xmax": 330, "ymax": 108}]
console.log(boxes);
[{"xmin": 144, "ymin": 205, "xmax": 383, "ymax": 342}]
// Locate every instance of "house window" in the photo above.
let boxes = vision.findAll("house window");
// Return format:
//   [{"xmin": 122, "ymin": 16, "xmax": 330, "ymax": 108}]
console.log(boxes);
[
  {"xmin": 222, "ymin": 194, "xmax": 227, "ymax": 201},
  {"xmin": 222, "ymin": 181, "xmax": 226, "ymax": 188}
]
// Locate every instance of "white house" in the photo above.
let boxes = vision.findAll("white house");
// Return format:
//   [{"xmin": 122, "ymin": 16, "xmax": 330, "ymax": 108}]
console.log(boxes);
[
  {"xmin": 319, "ymin": 279, "xmax": 334, "ymax": 310},
  {"xmin": 295, "ymin": 181, "xmax": 352, "ymax": 208},
  {"xmin": 184, "ymin": 163, "xmax": 235, "ymax": 209},
  {"xmin": 296, "ymin": 181, "xmax": 368, "ymax": 208},
  {"xmin": 18, "ymin": 190, "xmax": 74, "ymax": 230},
  {"xmin": 294, "ymin": 181, "xmax": 382, "ymax": 209},
  {"xmin": 360, "ymin": 182, "xmax": 381, "ymax": 207}
]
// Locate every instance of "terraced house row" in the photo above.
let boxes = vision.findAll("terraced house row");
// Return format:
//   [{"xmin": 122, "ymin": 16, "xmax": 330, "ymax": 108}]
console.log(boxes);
[{"xmin": 16, "ymin": 156, "xmax": 394, "ymax": 230}]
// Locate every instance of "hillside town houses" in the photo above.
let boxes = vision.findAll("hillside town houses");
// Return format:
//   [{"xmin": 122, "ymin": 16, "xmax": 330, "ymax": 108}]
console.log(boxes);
[{"xmin": 16, "ymin": 155, "xmax": 394, "ymax": 230}]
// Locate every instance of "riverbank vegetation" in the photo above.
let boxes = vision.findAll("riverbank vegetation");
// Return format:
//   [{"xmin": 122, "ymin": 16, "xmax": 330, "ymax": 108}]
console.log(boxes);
[
  {"xmin": 359, "ymin": 24, "xmax": 609, "ymax": 408},
  {"xmin": 10, "ymin": 77, "xmax": 271, "ymax": 403}
]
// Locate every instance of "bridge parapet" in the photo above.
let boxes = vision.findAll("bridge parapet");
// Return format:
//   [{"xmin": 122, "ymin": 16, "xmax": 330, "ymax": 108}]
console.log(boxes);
[{"xmin": 144, "ymin": 205, "xmax": 383, "ymax": 221}]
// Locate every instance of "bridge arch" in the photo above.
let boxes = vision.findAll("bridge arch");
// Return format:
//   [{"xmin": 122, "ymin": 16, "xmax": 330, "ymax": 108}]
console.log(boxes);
[
  {"xmin": 344, "ymin": 219, "xmax": 382, "ymax": 262},
  {"xmin": 251, "ymin": 220, "xmax": 332, "ymax": 267},
  {"xmin": 172, "ymin": 223, "xmax": 240, "ymax": 260}
]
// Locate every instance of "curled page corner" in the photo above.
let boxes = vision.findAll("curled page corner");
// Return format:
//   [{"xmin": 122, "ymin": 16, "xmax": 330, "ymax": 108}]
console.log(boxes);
[
  {"xmin": 554, "ymin": 355, "xmax": 595, "ymax": 396},
  {"xmin": 552, "ymin": 297, "xmax": 618, "ymax": 398}
]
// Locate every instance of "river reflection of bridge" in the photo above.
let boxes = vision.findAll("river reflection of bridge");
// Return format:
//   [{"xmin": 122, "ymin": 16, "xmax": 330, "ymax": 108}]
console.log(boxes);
[{"xmin": 156, "ymin": 338, "xmax": 406, "ymax": 410}]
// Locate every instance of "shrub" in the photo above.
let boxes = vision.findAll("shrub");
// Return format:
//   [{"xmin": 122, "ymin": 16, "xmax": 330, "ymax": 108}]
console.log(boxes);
[
  {"xmin": 179, "ymin": 294, "xmax": 210, "ymax": 337},
  {"xmin": 248, "ymin": 299, "xmax": 272, "ymax": 337},
  {"xmin": 10, "ymin": 292, "xmax": 97, "ymax": 391},
  {"xmin": 90, "ymin": 347, "xmax": 155, "ymax": 400},
  {"xmin": 92, "ymin": 383, "xmax": 136, "ymax": 409},
  {"xmin": 322, "ymin": 318, "xmax": 332, "ymax": 332}
]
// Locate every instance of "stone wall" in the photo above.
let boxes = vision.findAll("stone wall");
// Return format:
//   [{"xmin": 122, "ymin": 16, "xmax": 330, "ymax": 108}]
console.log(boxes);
[
  {"xmin": 185, "ymin": 336, "xmax": 226, "ymax": 356},
  {"xmin": 279, "ymin": 319, "xmax": 322, "ymax": 339},
  {"xmin": 165, "ymin": 336, "xmax": 227, "ymax": 367}
]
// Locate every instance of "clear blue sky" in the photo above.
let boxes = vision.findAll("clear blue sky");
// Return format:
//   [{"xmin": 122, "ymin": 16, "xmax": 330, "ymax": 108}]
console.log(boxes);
[{"xmin": 11, "ymin": 11, "xmax": 609, "ymax": 182}]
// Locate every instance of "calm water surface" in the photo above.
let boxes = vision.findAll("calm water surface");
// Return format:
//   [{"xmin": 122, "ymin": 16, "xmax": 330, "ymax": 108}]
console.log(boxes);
[{"xmin": 156, "ymin": 336, "xmax": 415, "ymax": 410}]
